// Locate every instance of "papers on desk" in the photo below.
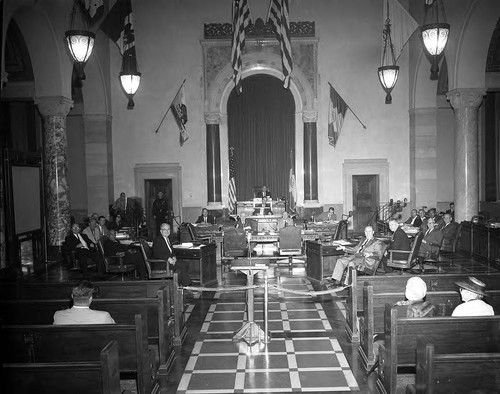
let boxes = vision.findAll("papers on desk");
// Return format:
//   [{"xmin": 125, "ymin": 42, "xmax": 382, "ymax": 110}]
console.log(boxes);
[
  {"xmin": 173, "ymin": 243, "xmax": 202, "ymax": 249},
  {"xmin": 331, "ymin": 240, "xmax": 352, "ymax": 246},
  {"xmin": 257, "ymin": 232, "xmax": 277, "ymax": 235}
]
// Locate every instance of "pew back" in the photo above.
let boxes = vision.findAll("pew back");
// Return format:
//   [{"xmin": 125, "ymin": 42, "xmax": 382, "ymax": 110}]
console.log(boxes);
[{"xmin": 2, "ymin": 340, "xmax": 121, "ymax": 394}]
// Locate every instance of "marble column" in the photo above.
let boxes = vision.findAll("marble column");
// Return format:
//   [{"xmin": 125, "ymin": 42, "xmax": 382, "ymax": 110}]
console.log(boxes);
[
  {"xmin": 446, "ymin": 88, "xmax": 485, "ymax": 223},
  {"xmin": 303, "ymin": 110, "xmax": 318, "ymax": 202},
  {"xmin": 205, "ymin": 112, "xmax": 222, "ymax": 203},
  {"xmin": 35, "ymin": 96, "xmax": 73, "ymax": 251}
]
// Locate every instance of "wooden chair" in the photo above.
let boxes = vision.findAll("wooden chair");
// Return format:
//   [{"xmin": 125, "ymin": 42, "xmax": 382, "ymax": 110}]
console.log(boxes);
[
  {"xmin": 187, "ymin": 223, "xmax": 211, "ymax": 243},
  {"xmin": 221, "ymin": 228, "xmax": 248, "ymax": 272},
  {"xmin": 334, "ymin": 219, "xmax": 349, "ymax": 240},
  {"xmin": 139, "ymin": 239, "xmax": 171, "ymax": 279},
  {"xmin": 359, "ymin": 243, "xmax": 389, "ymax": 276},
  {"xmin": 387, "ymin": 231, "xmax": 423, "ymax": 273},
  {"xmin": 277, "ymin": 226, "xmax": 305, "ymax": 271},
  {"xmin": 440, "ymin": 223, "xmax": 462, "ymax": 262},
  {"xmin": 97, "ymin": 237, "xmax": 136, "ymax": 281}
]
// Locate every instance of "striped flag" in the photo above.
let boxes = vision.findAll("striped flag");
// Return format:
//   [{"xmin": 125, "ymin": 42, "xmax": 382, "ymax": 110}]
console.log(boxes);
[
  {"xmin": 100, "ymin": 0, "xmax": 135, "ymax": 56},
  {"xmin": 228, "ymin": 148, "xmax": 237, "ymax": 213},
  {"xmin": 170, "ymin": 82, "xmax": 189, "ymax": 146},
  {"xmin": 289, "ymin": 167, "xmax": 296, "ymax": 211},
  {"xmin": 328, "ymin": 84, "xmax": 348, "ymax": 148},
  {"xmin": 231, "ymin": 0, "xmax": 252, "ymax": 94},
  {"xmin": 267, "ymin": 0, "xmax": 293, "ymax": 89}
]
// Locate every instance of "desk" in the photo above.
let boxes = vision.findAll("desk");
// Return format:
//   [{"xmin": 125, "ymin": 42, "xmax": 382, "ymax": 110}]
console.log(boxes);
[
  {"xmin": 173, "ymin": 243, "xmax": 217, "ymax": 286},
  {"xmin": 236, "ymin": 200, "xmax": 285, "ymax": 216},
  {"xmin": 305, "ymin": 240, "xmax": 356, "ymax": 283},
  {"xmin": 307, "ymin": 222, "xmax": 339, "ymax": 237},
  {"xmin": 249, "ymin": 232, "xmax": 279, "ymax": 255},
  {"xmin": 231, "ymin": 261, "xmax": 270, "ymax": 345}
]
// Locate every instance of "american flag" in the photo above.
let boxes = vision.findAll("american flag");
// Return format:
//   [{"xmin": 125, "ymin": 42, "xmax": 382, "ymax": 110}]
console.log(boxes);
[
  {"xmin": 231, "ymin": 0, "xmax": 252, "ymax": 94},
  {"xmin": 267, "ymin": 0, "xmax": 293, "ymax": 89},
  {"xmin": 228, "ymin": 148, "xmax": 237, "ymax": 213},
  {"xmin": 328, "ymin": 84, "xmax": 348, "ymax": 148}
]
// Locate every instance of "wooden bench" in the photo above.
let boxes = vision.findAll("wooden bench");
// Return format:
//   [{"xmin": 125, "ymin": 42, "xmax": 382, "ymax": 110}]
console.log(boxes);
[
  {"xmin": 376, "ymin": 304, "xmax": 500, "ymax": 394},
  {"xmin": 345, "ymin": 268, "xmax": 500, "ymax": 342},
  {"xmin": 0, "ymin": 287, "xmax": 177, "ymax": 375},
  {"xmin": 406, "ymin": 337, "xmax": 500, "ymax": 394},
  {"xmin": 0, "ymin": 274, "xmax": 187, "ymax": 347},
  {"xmin": 2, "ymin": 340, "xmax": 122, "ymax": 394},
  {"xmin": 358, "ymin": 284, "xmax": 461, "ymax": 370},
  {"xmin": 0, "ymin": 314, "xmax": 159, "ymax": 394}
]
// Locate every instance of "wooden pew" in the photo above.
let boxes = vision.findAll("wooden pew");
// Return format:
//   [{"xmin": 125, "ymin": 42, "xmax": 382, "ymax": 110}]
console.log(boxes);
[
  {"xmin": 0, "ymin": 314, "xmax": 158, "ymax": 394},
  {"xmin": 0, "ymin": 287, "xmax": 177, "ymax": 370},
  {"xmin": 2, "ymin": 340, "xmax": 122, "ymax": 394},
  {"xmin": 407, "ymin": 337, "xmax": 500, "ymax": 394},
  {"xmin": 358, "ymin": 284, "xmax": 461, "ymax": 369},
  {"xmin": 376, "ymin": 304, "xmax": 500, "ymax": 394},
  {"xmin": 345, "ymin": 268, "xmax": 500, "ymax": 342}
]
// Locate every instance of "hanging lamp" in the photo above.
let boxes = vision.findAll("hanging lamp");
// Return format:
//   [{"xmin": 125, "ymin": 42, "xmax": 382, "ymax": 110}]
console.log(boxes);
[{"xmin": 378, "ymin": 0, "xmax": 399, "ymax": 104}]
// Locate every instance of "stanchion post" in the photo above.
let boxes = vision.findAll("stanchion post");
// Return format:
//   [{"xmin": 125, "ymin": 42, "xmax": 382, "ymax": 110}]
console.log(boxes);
[{"xmin": 264, "ymin": 269, "xmax": 270, "ymax": 343}]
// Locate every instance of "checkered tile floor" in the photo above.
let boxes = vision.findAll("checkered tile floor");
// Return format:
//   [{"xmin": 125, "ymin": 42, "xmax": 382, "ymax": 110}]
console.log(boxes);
[{"xmin": 177, "ymin": 275, "xmax": 360, "ymax": 393}]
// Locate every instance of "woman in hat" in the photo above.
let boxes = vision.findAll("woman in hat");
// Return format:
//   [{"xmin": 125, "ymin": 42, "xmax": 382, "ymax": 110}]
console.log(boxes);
[
  {"xmin": 452, "ymin": 277, "xmax": 494, "ymax": 316},
  {"xmin": 395, "ymin": 276, "xmax": 435, "ymax": 317}
]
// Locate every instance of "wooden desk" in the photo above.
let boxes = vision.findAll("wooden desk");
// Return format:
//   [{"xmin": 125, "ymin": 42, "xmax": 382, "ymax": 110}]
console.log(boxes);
[
  {"xmin": 173, "ymin": 243, "xmax": 217, "ymax": 286},
  {"xmin": 306, "ymin": 222, "xmax": 339, "ymax": 237},
  {"xmin": 305, "ymin": 240, "xmax": 355, "ymax": 283}
]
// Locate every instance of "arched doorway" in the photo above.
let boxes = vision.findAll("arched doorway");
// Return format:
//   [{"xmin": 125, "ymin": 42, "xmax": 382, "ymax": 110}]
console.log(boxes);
[{"xmin": 227, "ymin": 74, "xmax": 295, "ymax": 201}]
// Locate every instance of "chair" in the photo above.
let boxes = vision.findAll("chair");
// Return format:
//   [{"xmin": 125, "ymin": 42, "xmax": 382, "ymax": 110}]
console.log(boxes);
[
  {"xmin": 221, "ymin": 228, "xmax": 248, "ymax": 273},
  {"xmin": 97, "ymin": 237, "xmax": 136, "ymax": 281},
  {"xmin": 441, "ymin": 223, "xmax": 462, "ymax": 253},
  {"xmin": 387, "ymin": 232, "xmax": 423, "ymax": 273},
  {"xmin": 187, "ymin": 223, "xmax": 211, "ymax": 243},
  {"xmin": 334, "ymin": 220, "xmax": 349, "ymax": 240},
  {"xmin": 277, "ymin": 226, "xmax": 305, "ymax": 271},
  {"xmin": 359, "ymin": 243, "xmax": 389, "ymax": 276},
  {"xmin": 139, "ymin": 239, "xmax": 171, "ymax": 279}
]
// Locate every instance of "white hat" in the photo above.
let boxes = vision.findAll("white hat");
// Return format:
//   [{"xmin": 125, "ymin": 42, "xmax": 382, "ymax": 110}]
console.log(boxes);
[{"xmin": 405, "ymin": 277, "xmax": 427, "ymax": 301}]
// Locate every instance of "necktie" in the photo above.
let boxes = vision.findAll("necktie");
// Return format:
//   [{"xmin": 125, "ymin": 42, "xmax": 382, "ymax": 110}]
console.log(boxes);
[
  {"xmin": 204, "ymin": 217, "xmax": 207, "ymax": 224},
  {"xmin": 360, "ymin": 239, "xmax": 368, "ymax": 252},
  {"xmin": 165, "ymin": 237, "xmax": 172, "ymax": 253}
]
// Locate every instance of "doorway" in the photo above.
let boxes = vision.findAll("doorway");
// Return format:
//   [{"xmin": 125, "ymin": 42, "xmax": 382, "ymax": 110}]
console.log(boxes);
[
  {"xmin": 145, "ymin": 179, "xmax": 172, "ymax": 238},
  {"xmin": 352, "ymin": 175, "xmax": 379, "ymax": 232}
]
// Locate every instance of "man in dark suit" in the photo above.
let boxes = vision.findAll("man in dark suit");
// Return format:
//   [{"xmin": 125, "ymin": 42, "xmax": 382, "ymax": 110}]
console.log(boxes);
[
  {"xmin": 404, "ymin": 209, "xmax": 422, "ymax": 228},
  {"xmin": 440, "ymin": 213, "xmax": 460, "ymax": 252},
  {"xmin": 328, "ymin": 226, "xmax": 384, "ymax": 286},
  {"xmin": 195, "ymin": 208, "xmax": 216, "ymax": 225},
  {"xmin": 102, "ymin": 230, "xmax": 146, "ymax": 279},
  {"xmin": 62, "ymin": 223, "xmax": 100, "ymax": 277},
  {"xmin": 445, "ymin": 202, "xmax": 455, "ymax": 220},
  {"xmin": 153, "ymin": 223, "xmax": 192, "ymax": 286},
  {"xmin": 419, "ymin": 218, "xmax": 444, "ymax": 259},
  {"xmin": 384, "ymin": 218, "xmax": 412, "ymax": 272}
]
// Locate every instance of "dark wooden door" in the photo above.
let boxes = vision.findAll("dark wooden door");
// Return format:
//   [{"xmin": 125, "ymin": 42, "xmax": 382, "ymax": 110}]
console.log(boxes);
[{"xmin": 352, "ymin": 175, "xmax": 379, "ymax": 232}]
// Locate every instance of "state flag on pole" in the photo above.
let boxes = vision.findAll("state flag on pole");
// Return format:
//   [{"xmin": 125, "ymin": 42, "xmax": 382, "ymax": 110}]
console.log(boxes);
[
  {"xmin": 328, "ymin": 84, "xmax": 348, "ymax": 148},
  {"xmin": 228, "ymin": 148, "xmax": 237, "ymax": 213},
  {"xmin": 231, "ymin": 0, "xmax": 252, "ymax": 94},
  {"xmin": 267, "ymin": 0, "xmax": 293, "ymax": 89},
  {"xmin": 170, "ymin": 82, "xmax": 188, "ymax": 146},
  {"xmin": 100, "ymin": 0, "xmax": 135, "ymax": 57}
]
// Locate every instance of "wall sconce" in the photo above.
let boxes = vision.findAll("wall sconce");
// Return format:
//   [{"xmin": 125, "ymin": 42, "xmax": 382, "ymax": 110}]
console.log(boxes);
[
  {"xmin": 65, "ymin": 0, "xmax": 95, "ymax": 80},
  {"xmin": 421, "ymin": 0, "xmax": 450, "ymax": 80},
  {"xmin": 119, "ymin": 52, "xmax": 141, "ymax": 109},
  {"xmin": 378, "ymin": 0, "xmax": 399, "ymax": 104}
]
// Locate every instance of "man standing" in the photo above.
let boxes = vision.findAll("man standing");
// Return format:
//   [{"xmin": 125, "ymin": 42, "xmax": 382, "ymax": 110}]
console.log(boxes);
[
  {"xmin": 419, "ymin": 218, "xmax": 444, "ymax": 260},
  {"xmin": 53, "ymin": 281, "xmax": 115, "ymax": 325},
  {"xmin": 102, "ymin": 230, "xmax": 146, "ymax": 279},
  {"xmin": 153, "ymin": 223, "xmax": 192, "ymax": 286},
  {"xmin": 62, "ymin": 223, "xmax": 100, "ymax": 277},
  {"xmin": 328, "ymin": 226, "xmax": 384, "ymax": 286},
  {"xmin": 152, "ymin": 191, "xmax": 169, "ymax": 236}
]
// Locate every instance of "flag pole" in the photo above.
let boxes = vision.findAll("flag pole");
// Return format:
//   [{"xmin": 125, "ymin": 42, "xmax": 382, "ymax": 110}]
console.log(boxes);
[
  {"xmin": 154, "ymin": 78, "xmax": 187, "ymax": 134},
  {"xmin": 328, "ymin": 82, "xmax": 367, "ymax": 130}
]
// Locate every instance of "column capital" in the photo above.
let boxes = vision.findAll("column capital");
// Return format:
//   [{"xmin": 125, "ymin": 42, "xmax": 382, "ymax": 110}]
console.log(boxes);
[
  {"xmin": 446, "ymin": 88, "xmax": 485, "ymax": 109},
  {"xmin": 302, "ymin": 110, "xmax": 318, "ymax": 123},
  {"xmin": 35, "ymin": 96, "xmax": 74, "ymax": 117},
  {"xmin": 204, "ymin": 112, "xmax": 221, "ymax": 125}
]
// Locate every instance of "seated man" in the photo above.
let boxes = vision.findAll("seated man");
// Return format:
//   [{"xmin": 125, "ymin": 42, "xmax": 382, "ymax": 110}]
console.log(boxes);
[
  {"xmin": 404, "ymin": 209, "xmax": 422, "ymax": 228},
  {"xmin": 316, "ymin": 207, "xmax": 337, "ymax": 222},
  {"xmin": 452, "ymin": 277, "xmax": 494, "ymax": 316},
  {"xmin": 419, "ymin": 217, "xmax": 444, "ymax": 260},
  {"xmin": 98, "ymin": 215, "xmax": 109, "ymax": 237},
  {"xmin": 153, "ymin": 223, "xmax": 192, "ymax": 287},
  {"xmin": 384, "ymin": 218, "xmax": 412, "ymax": 273},
  {"xmin": 82, "ymin": 217, "xmax": 102, "ymax": 245},
  {"xmin": 235, "ymin": 212, "xmax": 251, "ymax": 230},
  {"xmin": 102, "ymin": 230, "xmax": 147, "ymax": 279},
  {"xmin": 53, "ymin": 281, "xmax": 115, "ymax": 325},
  {"xmin": 196, "ymin": 208, "xmax": 216, "ymax": 225},
  {"xmin": 440, "ymin": 213, "xmax": 460, "ymax": 251},
  {"xmin": 428, "ymin": 207, "xmax": 445, "ymax": 230},
  {"xmin": 418, "ymin": 208, "xmax": 428, "ymax": 231},
  {"xmin": 277, "ymin": 211, "xmax": 294, "ymax": 229},
  {"xmin": 328, "ymin": 226, "xmax": 384, "ymax": 286},
  {"xmin": 254, "ymin": 186, "xmax": 273, "ymax": 215},
  {"xmin": 62, "ymin": 223, "xmax": 100, "ymax": 277}
]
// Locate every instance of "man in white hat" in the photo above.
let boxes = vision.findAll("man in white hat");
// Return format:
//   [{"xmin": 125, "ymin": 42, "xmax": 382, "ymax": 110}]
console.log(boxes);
[{"xmin": 452, "ymin": 277, "xmax": 494, "ymax": 316}]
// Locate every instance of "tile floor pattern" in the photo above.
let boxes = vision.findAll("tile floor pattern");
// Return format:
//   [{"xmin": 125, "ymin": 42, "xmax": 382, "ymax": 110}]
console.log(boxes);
[{"xmin": 177, "ymin": 275, "xmax": 360, "ymax": 393}]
